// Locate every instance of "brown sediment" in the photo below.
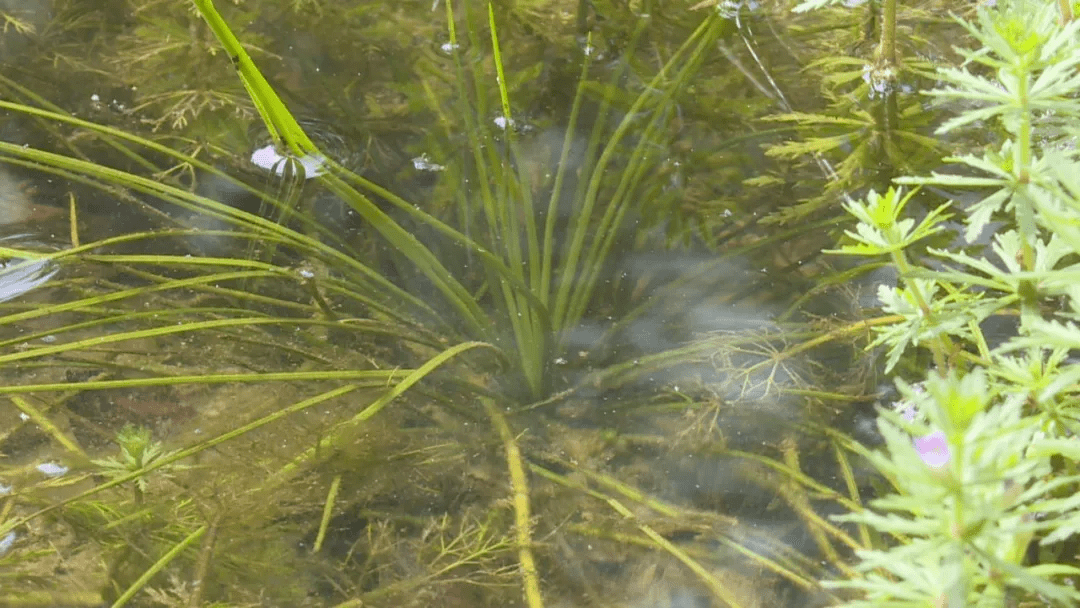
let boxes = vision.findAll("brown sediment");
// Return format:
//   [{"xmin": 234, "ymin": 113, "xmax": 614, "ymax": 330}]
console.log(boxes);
[
  {"xmin": 112, "ymin": 393, "xmax": 196, "ymax": 424},
  {"xmin": 0, "ymin": 167, "xmax": 65, "ymax": 225}
]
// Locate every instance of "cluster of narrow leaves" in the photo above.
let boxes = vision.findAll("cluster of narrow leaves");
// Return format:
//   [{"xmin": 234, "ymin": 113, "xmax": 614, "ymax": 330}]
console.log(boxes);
[{"xmin": 824, "ymin": 0, "xmax": 1080, "ymax": 605}]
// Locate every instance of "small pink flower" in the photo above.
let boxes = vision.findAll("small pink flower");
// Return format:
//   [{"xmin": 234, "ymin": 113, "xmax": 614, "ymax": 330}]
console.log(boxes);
[{"xmin": 914, "ymin": 430, "xmax": 951, "ymax": 469}]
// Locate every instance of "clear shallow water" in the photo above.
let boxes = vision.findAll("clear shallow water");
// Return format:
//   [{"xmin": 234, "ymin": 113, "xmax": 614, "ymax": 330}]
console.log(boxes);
[{"xmin": 0, "ymin": 2, "xmax": 904, "ymax": 607}]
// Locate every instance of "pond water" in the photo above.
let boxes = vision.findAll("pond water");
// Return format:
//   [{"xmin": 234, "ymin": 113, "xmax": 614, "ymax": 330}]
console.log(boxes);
[{"xmin": 0, "ymin": 1, "xmax": 960, "ymax": 607}]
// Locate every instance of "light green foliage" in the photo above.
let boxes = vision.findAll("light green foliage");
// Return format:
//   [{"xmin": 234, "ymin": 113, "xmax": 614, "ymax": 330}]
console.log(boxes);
[
  {"xmin": 931, "ymin": 5, "xmax": 1080, "ymax": 136},
  {"xmin": 818, "ymin": 0, "xmax": 1080, "ymax": 605},
  {"xmin": 92, "ymin": 425, "xmax": 177, "ymax": 495},
  {"xmin": 834, "ymin": 187, "xmax": 952, "ymax": 256},
  {"xmin": 833, "ymin": 374, "xmax": 1080, "ymax": 606},
  {"xmin": 871, "ymin": 279, "xmax": 976, "ymax": 373},
  {"xmin": 829, "ymin": 186, "xmax": 961, "ymax": 372}
]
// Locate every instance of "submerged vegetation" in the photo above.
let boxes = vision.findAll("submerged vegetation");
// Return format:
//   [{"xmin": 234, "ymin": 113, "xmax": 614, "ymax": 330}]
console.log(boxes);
[{"xmin": 1, "ymin": 0, "xmax": 1079, "ymax": 606}]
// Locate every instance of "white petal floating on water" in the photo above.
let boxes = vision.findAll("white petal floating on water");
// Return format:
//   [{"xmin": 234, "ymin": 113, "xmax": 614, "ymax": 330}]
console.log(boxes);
[
  {"xmin": 250, "ymin": 144, "xmax": 326, "ymax": 179},
  {"xmin": 36, "ymin": 462, "xmax": 69, "ymax": 477},
  {"xmin": 0, "ymin": 531, "xmax": 15, "ymax": 557},
  {"xmin": 0, "ymin": 258, "xmax": 58, "ymax": 303}
]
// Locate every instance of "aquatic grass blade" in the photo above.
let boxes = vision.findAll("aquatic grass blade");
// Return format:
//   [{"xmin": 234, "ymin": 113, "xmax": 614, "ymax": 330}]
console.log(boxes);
[
  {"xmin": 268, "ymin": 340, "xmax": 497, "ymax": 485},
  {"xmin": 110, "ymin": 524, "xmax": 207, "ymax": 608},
  {"xmin": 558, "ymin": 13, "xmax": 728, "ymax": 333},
  {"xmin": 190, "ymin": 0, "xmax": 314, "ymax": 155},
  {"xmin": 0, "ymin": 140, "xmax": 448, "ymax": 324},
  {"xmin": 192, "ymin": 0, "xmax": 493, "ymax": 339},
  {"xmin": 0, "ymin": 384, "xmax": 365, "ymax": 537},
  {"xmin": 486, "ymin": 3, "xmax": 548, "ymax": 396}
]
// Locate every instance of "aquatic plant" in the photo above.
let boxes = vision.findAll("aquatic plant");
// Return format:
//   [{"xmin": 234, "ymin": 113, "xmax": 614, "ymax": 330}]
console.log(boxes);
[
  {"xmin": 198, "ymin": 0, "xmax": 735, "ymax": 401},
  {"xmin": 759, "ymin": 0, "xmax": 949, "ymax": 226},
  {"xmin": 823, "ymin": 0, "xmax": 1080, "ymax": 604}
]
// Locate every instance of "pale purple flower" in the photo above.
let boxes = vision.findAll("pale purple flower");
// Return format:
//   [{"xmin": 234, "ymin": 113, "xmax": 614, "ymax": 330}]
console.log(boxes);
[{"xmin": 914, "ymin": 430, "xmax": 951, "ymax": 469}]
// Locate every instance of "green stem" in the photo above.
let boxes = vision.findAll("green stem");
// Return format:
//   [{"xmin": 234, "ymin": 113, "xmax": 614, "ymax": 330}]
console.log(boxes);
[
  {"xmin": 872, "ymin": 0, "xmax": 899, "ymax": 189},
  {"xmin": 1011, "ymin": 52, "xmax": 1042, "ymax": 338},
  {"xmin": 878, "ymin": 0, "xmax": 896, "ymax": 67},
  {"xmin": 889, "ymin": 248, "xmax": 952, "ymax": 370}
]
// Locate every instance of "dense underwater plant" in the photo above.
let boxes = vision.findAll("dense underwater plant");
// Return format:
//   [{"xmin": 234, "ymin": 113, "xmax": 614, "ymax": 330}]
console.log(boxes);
[
  {"xmin": 823, "ymin": 0, "xmax": 1080, "ymax": 604},
  {"xmin": 759, "ymin": 0, "xmax": 949, "ymax": 226}
]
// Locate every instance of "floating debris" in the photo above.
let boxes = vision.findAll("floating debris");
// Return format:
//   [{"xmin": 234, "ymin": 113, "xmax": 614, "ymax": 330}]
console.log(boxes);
[{"xmin": 412, "ymin": 154, "xmax": 445, "ymax": 172}]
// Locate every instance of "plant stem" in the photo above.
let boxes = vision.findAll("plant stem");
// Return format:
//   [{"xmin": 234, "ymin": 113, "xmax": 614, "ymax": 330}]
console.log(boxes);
[
  {"xmin": 878, "ymin": 0, "xmax": 896, "ymax": 67},
  {"xmin": 482, "ymin": 397, "xmax": 544, "ymax": 608}
]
